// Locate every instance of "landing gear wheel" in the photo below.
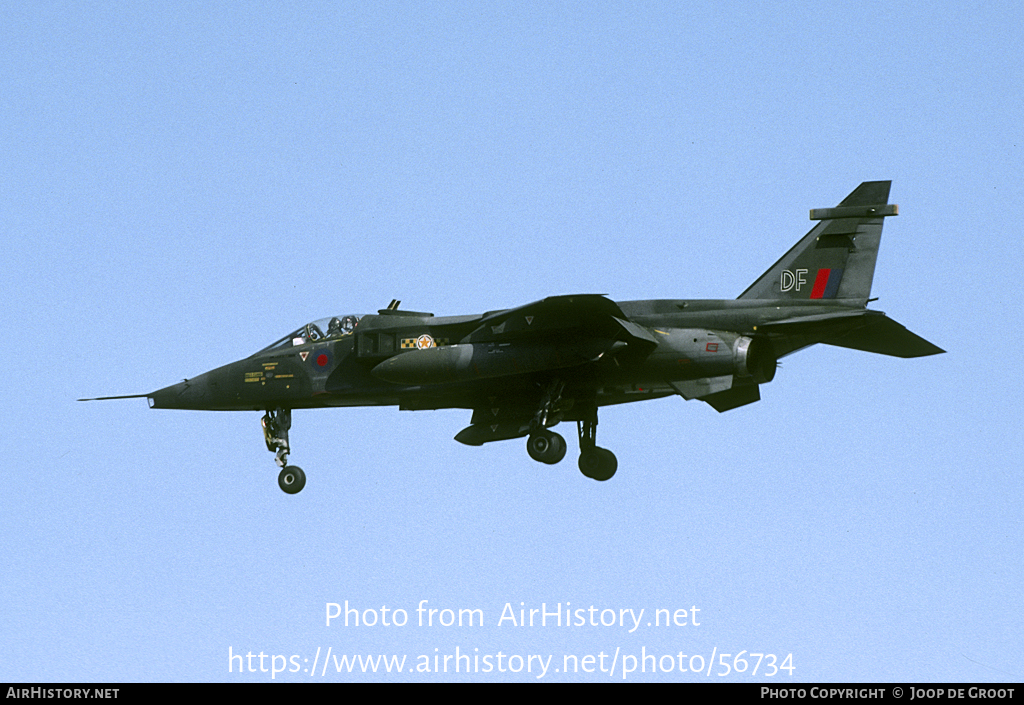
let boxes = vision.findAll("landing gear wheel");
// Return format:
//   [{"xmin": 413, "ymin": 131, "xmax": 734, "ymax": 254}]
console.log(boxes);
[
  {"xmin": 278, "ymin": 465, "xmax": 306, "ymax": 494},
  {"xmin": 526, "ymin": 431, "xmax": 567, "ymax": 465},
  {"xmin": 579, "ymin": 448, "xmax": 617, "ymax": 481}
]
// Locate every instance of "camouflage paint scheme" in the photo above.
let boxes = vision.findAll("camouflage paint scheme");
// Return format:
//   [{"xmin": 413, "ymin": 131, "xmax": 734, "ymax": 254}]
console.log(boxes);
[{"xmin": 83, "ymin": 182, "xmax": 943, "ymax": 492}]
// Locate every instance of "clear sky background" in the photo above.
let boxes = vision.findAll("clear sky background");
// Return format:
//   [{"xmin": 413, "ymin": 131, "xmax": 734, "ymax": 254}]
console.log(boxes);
[{"xmin": 2, "ymin": 1, "xmax": 1021, "ymax": 683}]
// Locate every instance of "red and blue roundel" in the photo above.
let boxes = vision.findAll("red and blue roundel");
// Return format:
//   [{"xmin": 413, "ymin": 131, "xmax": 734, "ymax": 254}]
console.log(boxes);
[{"xmin": 310, "ymin": 348, "xmax": 332, "ymax": 370}]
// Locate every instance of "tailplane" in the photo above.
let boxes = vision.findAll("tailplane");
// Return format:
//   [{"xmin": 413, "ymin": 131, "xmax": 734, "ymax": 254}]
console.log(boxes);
[
  {"xmin": 738, "ymin": 181, "xmax": 943, "ymax": 359},
  {"xmin": 738, "ymin": 181, "xmax": 897, "ymax": 302}
]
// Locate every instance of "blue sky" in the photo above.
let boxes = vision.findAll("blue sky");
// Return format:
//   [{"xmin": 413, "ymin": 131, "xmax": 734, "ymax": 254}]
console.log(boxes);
[{"xmin": 2, "ymin": 1, "xmax": 1021, "ymax": 682}]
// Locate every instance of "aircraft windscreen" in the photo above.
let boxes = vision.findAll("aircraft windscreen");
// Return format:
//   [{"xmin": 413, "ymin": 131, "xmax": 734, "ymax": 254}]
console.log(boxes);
[{"xmin": 257, "ymin": 315, "xmax": 362, "ymax": 354}]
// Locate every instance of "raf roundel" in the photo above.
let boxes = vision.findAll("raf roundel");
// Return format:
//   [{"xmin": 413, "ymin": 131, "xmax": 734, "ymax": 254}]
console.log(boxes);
[{"xmin": 312, "ymin": 350, "xmax": 331, "ymax": 369}]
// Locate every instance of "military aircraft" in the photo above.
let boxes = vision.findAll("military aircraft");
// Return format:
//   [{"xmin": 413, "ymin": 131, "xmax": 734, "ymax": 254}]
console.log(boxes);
[{"xmin": 82, "ymin": 181, "xmax": 942, "ymax": 493}]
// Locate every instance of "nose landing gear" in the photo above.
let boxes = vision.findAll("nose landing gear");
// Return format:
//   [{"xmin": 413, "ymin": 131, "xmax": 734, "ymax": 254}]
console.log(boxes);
[
  {"xmin": 262, "ymin": 408, "xmax": 306, "ymax": 494},
  {"xmin": 277, "ymin": 465, "xmax": 306, "ymax": 494}
]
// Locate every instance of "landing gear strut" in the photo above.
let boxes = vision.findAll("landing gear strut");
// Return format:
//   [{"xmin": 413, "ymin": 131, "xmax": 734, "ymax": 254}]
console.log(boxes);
[
  {"xmin": 577, "ymin": 406, "xmax": 617, "ymax": 481},
  {"xmin": 526, "ymin": 381, "xmax": 568, "ymax": 465},
  {"xmin": 262, "ymin": 408, "xmax": 305, "ymax": 494},
  {"xmin": 522, "ymin": 384, "xmax": 619, "ymax": 480}
]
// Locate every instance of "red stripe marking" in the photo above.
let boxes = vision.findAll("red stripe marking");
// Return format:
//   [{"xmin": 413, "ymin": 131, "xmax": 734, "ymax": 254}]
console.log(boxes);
[{"xmin": 810, "ymin": 268, "xmax": 831, "ymax": 299}]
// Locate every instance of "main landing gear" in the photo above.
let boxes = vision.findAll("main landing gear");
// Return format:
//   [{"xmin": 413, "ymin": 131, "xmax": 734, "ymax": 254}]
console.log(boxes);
[
  {"xmin": 263, "ymin": 408, "xmax": 306, "ymax": 494},
  {"xmin": 576, "ymin": 412, "xmax": 617, "ymax": 482},
  {"xmin": 527, "ymin": 430, "xmax": 567, "ymax": 464},
  {"xmin": 525, "ymin": 403, "xmax": 617, "ymax": 481}
]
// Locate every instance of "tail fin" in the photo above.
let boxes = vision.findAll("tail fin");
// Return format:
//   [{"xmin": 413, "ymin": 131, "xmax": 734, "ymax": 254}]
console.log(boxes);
[{"xmin": 738, "ymin": 181, "xmax": 897, "ymax": 302}]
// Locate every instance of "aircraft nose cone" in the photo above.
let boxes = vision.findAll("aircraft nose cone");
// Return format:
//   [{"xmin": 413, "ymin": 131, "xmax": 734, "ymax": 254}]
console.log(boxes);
[{"xmin": 148, "ymin": 377, "xmax": 210, "ymax": 409}]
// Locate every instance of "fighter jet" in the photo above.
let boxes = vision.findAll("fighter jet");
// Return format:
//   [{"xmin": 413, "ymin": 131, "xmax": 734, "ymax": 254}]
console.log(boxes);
[{"xmin": 82, "ymin": 181, "xmax": 942, "ymax": 493}]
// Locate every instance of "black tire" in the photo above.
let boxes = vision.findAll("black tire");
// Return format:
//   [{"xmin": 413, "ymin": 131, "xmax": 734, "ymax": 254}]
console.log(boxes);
[
  {"xmin": 546, "ymin": 433, "xmax": 567, "ymax": 464},
  {"xmin": 278, "ymin": 465, "xmax": 306, "ymax": 494},
  {"xmin": 578, "ymin": 449, "xmax": 599, "ymax": 478},
  {"xmin": 579, "ymin": 448, "xmax": 617, "ymax": 481},
  {"xmin": 527, "ymin": 431, "xmax": 566, "ymax": 465}
]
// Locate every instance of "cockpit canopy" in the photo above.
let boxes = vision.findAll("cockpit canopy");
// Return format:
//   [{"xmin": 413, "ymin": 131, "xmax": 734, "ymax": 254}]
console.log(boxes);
[{"xmin": 258, "ymin": 315, "xmax": 362, "ymax": 354}]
